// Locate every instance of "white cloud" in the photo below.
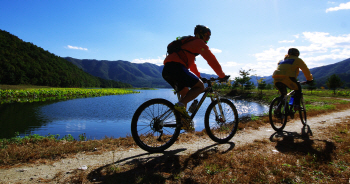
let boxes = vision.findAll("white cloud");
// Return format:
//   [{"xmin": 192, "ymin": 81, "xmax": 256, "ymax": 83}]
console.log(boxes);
[
  {"xmin": 223, "ymin": 61, "xmax": 242, "ymax": 67},
  {"xmin": 278, "ymin": 40, "xmax": 295, "ymax": 43},
  {"xmin": 210, "ymin": 48, "xmax": 222, "ymax": 53},
  {"xmin": 197, "ymin": 67, "xmax": 210, "ymax": 72},
  {"xmin": 241, "ymin": 61, "xmax": 278, "ymax": 77},
  {"xmin": 66, "ymin": 45, "xmax": 88, "ymax": 51},
  {"xmin": 254, "ymin": 47, "xmax": 288, "ymax": 61},
  {"xmin": 131, "ymin": 56, "xmax": 164, "ymax": 65},
  {"xmin": 253, "ymin": 32, "xmax": 350, "ymax": 76},
  {"xmin": 255, "ymin": 32, "xmax": 350, "ymax": 62},
  {"xmin": 302, "ymin": 32, "xmax": 350, "ymax": 48},
  {"xmin": 326, "ymin": 2, "xmax": 350, "ymax": 12},
  {"xmin": 294, "ymin": 34, "xmax": 300, "ymax": 39}
]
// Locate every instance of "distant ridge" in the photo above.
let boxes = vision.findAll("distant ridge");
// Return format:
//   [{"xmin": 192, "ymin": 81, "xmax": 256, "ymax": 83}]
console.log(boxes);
[
  {"xmin": 66, "ymin": 56, "xmax": 350, "ymax": 88},
  {"xmin": 65, "ymin": 57, "xmax": 218, "ymax": 88}
]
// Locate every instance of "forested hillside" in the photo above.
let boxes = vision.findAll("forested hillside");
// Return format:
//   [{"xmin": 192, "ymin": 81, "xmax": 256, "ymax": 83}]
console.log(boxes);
[
  {"xmin": 0, "ymin": 30, "xmax": 131, "ymax": 88},
  {"xmin": 65, "ymin": 57, "xmax": 218, "ymax": 88},
  {"xmin": 298, "ymin": 58, "xmax": 350, "ymax": 88}
]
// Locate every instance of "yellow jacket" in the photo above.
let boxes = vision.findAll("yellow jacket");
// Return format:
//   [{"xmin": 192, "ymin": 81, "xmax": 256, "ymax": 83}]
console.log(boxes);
[{"xmin": 272, "ymin": 55, "xmax": 313, "ymax": 81}]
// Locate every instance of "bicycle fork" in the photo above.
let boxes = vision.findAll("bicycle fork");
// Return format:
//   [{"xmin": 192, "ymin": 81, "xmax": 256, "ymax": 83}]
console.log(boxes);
[{"xmin": 210, "ymin": 92, "xmax": 226, "ymax": 123}]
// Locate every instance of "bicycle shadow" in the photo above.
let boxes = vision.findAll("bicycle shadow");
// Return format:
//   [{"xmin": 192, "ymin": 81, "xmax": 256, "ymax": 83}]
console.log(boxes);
[
  {"xmin": 86, "ymin": 142, "xmax": 235, "ymax": 183},
  {"xmin": 269, "ymin": 125, "xmax": 335, "ymax": 162}
]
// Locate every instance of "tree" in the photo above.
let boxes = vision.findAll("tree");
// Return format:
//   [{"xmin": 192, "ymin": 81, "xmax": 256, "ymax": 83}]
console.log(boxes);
[
  {"xmin": 234, "ymin": 69, "xmax": 253, "ymax": 90},
  {"xmin": 264, "ymin": 83, "xmax": 272, "ymax": 90},
  {"xmin": 257, "ymin": 79, "xmax": 267, "ymax": 94},
  {"xmin": 326, "ymin": 74, "xmax": 344, "ymax": 95}
]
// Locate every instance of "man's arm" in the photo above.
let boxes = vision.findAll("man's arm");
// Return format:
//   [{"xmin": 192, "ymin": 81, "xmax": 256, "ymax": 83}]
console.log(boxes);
[
  {"xmin": 297, "ymin": 58, "xmax": 313, "ymax": 81},
  {"xmin": 200, "ymin": 46, "xmax": 225, "ymax": 78}
]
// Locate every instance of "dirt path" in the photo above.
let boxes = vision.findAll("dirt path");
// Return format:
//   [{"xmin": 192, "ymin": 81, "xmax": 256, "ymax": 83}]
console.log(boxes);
[{"xmin": 1, "ymin": 108, "xmax": 350, "ymax": 183}]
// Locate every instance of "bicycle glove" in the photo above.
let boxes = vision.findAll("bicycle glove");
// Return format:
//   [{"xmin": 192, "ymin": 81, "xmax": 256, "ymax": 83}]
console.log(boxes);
[
  {"xmin": 200, "ymin": 77, "xmax": 208, "ymax": 83},
  {"xmin": 306, "ymin": 80, "xmax": 314, "ymax": 85},
  {"xmin": 218, "ymin": 75, "xmax": 230, "ymax": 82}
]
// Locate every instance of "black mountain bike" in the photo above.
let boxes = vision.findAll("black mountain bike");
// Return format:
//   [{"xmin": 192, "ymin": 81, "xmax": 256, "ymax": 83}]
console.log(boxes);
[
  {"xmin": 269, "ymin": 82, "xmax": 307, "ymax": 132},
  {"xmin": 131, "ymin": 77, "xmax": 239, "ymax": 153}
]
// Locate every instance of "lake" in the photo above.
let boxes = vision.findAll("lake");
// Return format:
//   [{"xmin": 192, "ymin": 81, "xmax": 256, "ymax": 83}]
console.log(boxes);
[{"xmin": 0, "ymin": 89, "xmax": 269, "ymax": 140}]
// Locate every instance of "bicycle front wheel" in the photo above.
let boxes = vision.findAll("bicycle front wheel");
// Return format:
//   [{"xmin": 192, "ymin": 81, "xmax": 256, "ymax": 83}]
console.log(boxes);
[
  {"xmin": 299, "ymin": 95, "xmax": 307, "ymax": 125},
  {"xmin": 269, "ymin": 97, "xmax": 288, "ymax": 132},
  {"xmin": 131, "ymin": 98, "xmax": 181, "ymax": 153},
  {"xmin": 205, "ymin": 98, "xmax": 239, "ymax": 143}
]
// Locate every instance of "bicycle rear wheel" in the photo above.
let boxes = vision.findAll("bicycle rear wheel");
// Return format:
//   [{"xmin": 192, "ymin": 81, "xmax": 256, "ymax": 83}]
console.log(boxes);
[
  {"xmin": 269, "ymin": 97, "xmax": 288, "ymax": 132},
  {"xmin": 131, "ymin": 98, "xmax": 181, "ymax": 153},
  {"xmin": 204, "ymin": 98, "xmax": 239, "ymax": 143},
  {"xmin": 299, "ymin": 95, "xmax": 307, "ymax": 125}
]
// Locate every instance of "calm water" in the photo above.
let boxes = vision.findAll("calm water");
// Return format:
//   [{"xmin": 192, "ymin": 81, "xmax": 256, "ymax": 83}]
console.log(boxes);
[{"xmin": 0, "ymin": 89, "xmax": 269, "ymax": 140}]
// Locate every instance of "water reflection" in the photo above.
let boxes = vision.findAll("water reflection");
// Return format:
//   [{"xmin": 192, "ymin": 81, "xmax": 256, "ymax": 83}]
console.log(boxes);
[
  {"xmin": 0, "ymin": 89, "xmax": 269, "ymax": 140},
  {"xmin": 233, "ymin": 99, "xmax": 269, "ymax": 117}
]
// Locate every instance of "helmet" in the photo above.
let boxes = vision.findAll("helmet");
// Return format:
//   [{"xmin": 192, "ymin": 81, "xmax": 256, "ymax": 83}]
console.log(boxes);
[
  {"xmin": 194, "ymin": 25, "xmax": 211, "ymax": 39},
  {"xmin": 288, "ymin": 48, "xmax": 300, "ymax": 56}
]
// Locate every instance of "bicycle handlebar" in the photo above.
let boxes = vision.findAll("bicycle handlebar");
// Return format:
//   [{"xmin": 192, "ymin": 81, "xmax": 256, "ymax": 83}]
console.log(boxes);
[
  {"xmin": 202, "ymin": 75, "xmax": 230, "ymax": 83},
  {"xmin": 300, "ymin": 80, "xmax": 313, "ymax": 85}
]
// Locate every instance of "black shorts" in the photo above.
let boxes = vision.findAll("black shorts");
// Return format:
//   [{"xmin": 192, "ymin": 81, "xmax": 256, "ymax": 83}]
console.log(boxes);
[
  {"xmin": 162, "ymin": 62, "xmax": 199, "ymax": 92},
  {"xmin": 275, "ymin": 77, "xmax": 302, "ymax": 105}
]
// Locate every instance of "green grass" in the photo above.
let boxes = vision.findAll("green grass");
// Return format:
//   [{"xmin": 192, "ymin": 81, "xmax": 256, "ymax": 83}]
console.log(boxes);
[
  {"xmin": 1, "ymin": 87, "xmax": 350, "ymax": 183},
  {"xmin": 0, "ymin": 87, "xmax": 139, "ymax": 104}
]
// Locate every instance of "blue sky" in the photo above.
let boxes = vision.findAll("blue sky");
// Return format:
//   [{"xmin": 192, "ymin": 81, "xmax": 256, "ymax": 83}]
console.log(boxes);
[{"xmin": 1, "ymin": 1, "xmax": 350, "ymax": 78}]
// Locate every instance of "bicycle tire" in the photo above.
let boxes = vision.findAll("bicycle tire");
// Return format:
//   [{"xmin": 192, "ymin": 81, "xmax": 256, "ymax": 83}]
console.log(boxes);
[
  {"xmin": 204, "ymin": 98, "xmax": 239, "ymax": 143},
  {"xmin": 299, "ymin": 95, "xmax": 307, "ymax": 125},
  {"xmin": 131, "ymin": 98, "xmax": 181, "ymax": 153},
  {"xmin": 269, "ymin": 97, "xmax": 288, "ymax": 131}
]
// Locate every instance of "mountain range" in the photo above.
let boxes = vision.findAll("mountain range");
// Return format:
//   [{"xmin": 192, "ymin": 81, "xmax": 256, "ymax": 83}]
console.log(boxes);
[
  {"xmin": 1, "ymin": 28, "xmax": 349, "ymax": 89},
  {"xmin": 64, "ymin": 57, "xmax": 217, "ymax": 88},
  {"xmin": 65, "ymin": 57, "xmax": 350, "ymax": 89}
]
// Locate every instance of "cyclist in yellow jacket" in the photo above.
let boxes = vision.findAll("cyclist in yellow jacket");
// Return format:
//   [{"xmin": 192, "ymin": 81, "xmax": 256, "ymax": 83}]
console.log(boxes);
[{"xmin": 272, "ymin": 48, "xmax": 313, "ymax": 110}]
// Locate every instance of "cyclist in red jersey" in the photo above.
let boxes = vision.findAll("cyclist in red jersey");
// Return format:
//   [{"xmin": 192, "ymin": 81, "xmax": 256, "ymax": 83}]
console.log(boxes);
[{"xmin": 162, "ymin": 25, "xmax": 229, "ymax": 119}]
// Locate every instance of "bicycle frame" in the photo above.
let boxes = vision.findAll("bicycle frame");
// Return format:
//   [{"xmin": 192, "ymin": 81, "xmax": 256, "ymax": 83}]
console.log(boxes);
[
  {"xmin": 269, "ymin": 81, "xmax": 308, "ymax": 132},
  {"xmin": 157, "ymin": 79, "xmax": 226, "ymax": 129},
  {"xmin": 278, "ymin": 89, "xmax": 307, "ymax": 121},
  {"xmin": 175, "ymin": 79, "xmax": 226, "ymax": 121},
  {"xmin": 282, "ymin": 90, "xmax": 296, "ymax": 114}
]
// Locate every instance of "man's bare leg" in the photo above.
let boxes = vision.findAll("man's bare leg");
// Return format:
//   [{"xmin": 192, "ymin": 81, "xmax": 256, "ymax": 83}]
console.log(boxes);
[{"xmin": 179, "ymin": 80, "xmax": 204, "ymax": 106}]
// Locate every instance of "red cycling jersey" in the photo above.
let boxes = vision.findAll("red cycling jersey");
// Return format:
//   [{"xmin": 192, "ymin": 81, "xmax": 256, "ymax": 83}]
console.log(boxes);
[{"xmin": 163, "ymin": 38, "xmax": 225, "ymax": 78}]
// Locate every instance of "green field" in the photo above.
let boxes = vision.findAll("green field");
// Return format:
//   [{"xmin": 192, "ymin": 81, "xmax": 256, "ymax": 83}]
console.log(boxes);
[{"xmin": 0, "ymin": 84, "xmax": 139, "ymax": 104}]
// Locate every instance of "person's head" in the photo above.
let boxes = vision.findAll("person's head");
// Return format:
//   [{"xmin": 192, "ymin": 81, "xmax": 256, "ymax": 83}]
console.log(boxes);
[
  {"xmin": 194, "ymin": 25, "xmax": 211, "ymax": 43},
  {"xmin": 288, "ymin": 48, "xmax": 300, "ymax": 57}
]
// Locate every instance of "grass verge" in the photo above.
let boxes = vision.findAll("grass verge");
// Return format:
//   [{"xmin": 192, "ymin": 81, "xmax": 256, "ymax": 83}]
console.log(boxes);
[
  {"xmin": 57, "ymin": 116, "xmax": 350, "ymax": 183},
  {"xmin": 0, "ymin": 85, "xmax": 139, "ymax": 104}
]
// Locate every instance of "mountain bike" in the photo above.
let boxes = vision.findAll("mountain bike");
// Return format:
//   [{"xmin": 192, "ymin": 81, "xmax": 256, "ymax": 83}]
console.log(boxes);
[
  {"xmin": 269, "ymin": 81, "xmax": 307, "ymax": 132},
  {"xmin": 131, "ymin": 77, "xmax": 239, "ymax": 153}
]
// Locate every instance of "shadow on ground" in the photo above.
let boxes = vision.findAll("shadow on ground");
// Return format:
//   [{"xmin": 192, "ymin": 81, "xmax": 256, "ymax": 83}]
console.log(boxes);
[
  {"xmin": 270, "ymin": 125, "xmax": 335, "ymax": 163},
  {"xmin": 87, "ymin": 142, "xmax": 235, "ymax": 183}
]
